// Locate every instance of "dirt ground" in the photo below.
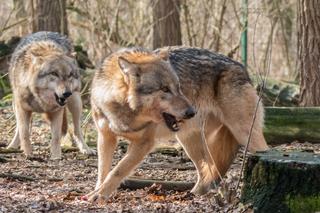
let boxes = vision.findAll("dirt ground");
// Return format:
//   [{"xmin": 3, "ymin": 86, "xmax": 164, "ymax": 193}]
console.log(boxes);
[{"xmin": 1, "ymin": 106, "xmax": 319, "ymax": 213}]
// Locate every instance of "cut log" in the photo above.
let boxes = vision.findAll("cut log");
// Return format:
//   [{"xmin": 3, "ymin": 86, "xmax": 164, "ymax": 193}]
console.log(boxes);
[
  {"xmin": 241, "ymin": 150, "xmax": 320, "ymax": 213},
  {"xmin": 0, "ymin": 148, "xmax": 22, "ymax": 154},
  {"xmin": 0, "ymin": 173, "xmax": 37, "ymax": 181},
  {"xmin": 264, "ymin": 107, "xmax": 320, "ymax": 144},
  {"xmin": 120, "ymin": 177, "xmax": 194, "ymax": 192}
]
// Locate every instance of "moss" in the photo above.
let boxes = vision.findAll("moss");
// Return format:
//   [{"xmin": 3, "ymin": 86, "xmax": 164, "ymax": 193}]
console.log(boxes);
[
  {"xmin": 286, "ymin": 195, "xmax": 320, "ymax": 213},
  {"xmin": 264, "ymin": 107, "xmax": 320, "ymax": 144}
]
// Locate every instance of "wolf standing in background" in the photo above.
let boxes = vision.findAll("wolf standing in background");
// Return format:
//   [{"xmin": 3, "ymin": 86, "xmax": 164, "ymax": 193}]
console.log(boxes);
[
  {"xmin": 7, "ymin": 31, "xmax": 95, "ymax": 159},
  {"xmin": 87, "ymin": 47, "xmax": 269, "ymax": 202}
]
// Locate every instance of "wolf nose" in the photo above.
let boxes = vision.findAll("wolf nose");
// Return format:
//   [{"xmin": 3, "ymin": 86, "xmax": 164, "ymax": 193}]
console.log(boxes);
[
  {"xmin": 184, "ymin": 107, "xmax": 196, "ymax": 119},
  {"xmin": 63, "ymin": 91, "xmax": 72, "ymax": 98}
]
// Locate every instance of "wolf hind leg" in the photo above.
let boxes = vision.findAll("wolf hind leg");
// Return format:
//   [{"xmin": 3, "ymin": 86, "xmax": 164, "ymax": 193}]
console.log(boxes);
[
  {"xmin": 206, "ymin": 124, "xmax": 239, "ymax": 180},
  {"xmin": 177, "ymin": 115, "xmax": 239, "ymax": 195},
  {"xmin": 217, "ymin": 84, "xmax": 269, "ymax": 152}
]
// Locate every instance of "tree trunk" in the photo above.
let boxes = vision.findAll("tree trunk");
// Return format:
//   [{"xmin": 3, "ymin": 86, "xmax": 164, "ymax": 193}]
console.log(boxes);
[
  {"xmin": 152, "ymin": 0, "xmax": 182, "ymax": 49},
  {"xmin": 13, "ymin": 0, "xmax": 29, "ymax": 36},
  {"xmin": 298, "ymin": 0, "xmax": 320, "ymax": 106},
  {"xmin": 241, "ymin": 151, "xmax": 320, "ymax": 213},
  {"xmin": 32, "ymin": 0, "xmax": 68, "ymax": 35}
]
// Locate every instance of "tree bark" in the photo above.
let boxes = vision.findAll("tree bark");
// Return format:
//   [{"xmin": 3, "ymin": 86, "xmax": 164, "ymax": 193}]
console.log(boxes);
[
  {"xmin": 298, "ymin": 0, "xmax": 320, "ymax": 106},
  {"xmin": 13, "ymin": 0, "xmax": 29, "ymax": 36},
  {"xmin": 32, "ymin": 0, "xmax": 68, "ymax": 35},
  {"xmin": 152, "ymin": 0, "xmax": 182, "ymax": 49}
]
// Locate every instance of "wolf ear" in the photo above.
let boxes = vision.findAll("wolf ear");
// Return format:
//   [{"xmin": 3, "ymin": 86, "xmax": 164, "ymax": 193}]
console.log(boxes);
[
  {"xmin": 118, "ymin": 57, "xmax": 134, "ymax": 75},
  {"xmin": 156, "ymin": 49, "xmax": 169, "ymax": 61}
]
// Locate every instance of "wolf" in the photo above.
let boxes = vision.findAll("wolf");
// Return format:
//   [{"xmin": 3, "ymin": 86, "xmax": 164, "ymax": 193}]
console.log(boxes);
[
  {"xmin": 86, "ymin": 46, "xmax": 269, "ymax": 202},
  {"xmin": 7, "ymin": 31, "xmax": 95, "ymax": 159}
]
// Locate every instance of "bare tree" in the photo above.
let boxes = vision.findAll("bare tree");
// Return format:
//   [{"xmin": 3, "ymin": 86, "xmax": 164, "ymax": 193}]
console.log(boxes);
[
  {"xmin": 152, "ymin": 0, "xmax": 182, "ymax": 49},
  {"xmin": 298, "ymin": 0, "xmax": 320, "ymax": 106},
  {"xmin": 32, "ymin": 0, "xmax": 68, "ymax": 35}
]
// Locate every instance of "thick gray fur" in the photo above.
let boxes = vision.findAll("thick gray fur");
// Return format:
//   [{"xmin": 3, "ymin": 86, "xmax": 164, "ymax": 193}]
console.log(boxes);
[{"xmin": 11, "ymin": 31, "xmax": 72, "ymax": 65}]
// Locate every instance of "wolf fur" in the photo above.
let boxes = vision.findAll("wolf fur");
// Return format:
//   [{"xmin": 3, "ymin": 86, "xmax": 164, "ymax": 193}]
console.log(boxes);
[
  {"xmin": 87, "ymin": 46, "xmax": 268, "ymax": 201},
  {"xmin": 7, "ymin": 31, "xmax": 95, "ymax": 159}
]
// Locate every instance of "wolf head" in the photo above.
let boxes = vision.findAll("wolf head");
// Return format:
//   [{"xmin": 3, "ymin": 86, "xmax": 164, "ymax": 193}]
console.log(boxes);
[
  {"xmin": 28, "ymin": 43, "xmax": 80, "ymax": 107},
  {"xmin": 117, "ymin": 54, "xmax": 196, "ymax": 132}
]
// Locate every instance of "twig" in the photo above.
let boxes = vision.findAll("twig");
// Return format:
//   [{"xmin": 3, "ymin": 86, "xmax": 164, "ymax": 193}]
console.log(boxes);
[
  {"xmin": 0, "ymin": 18, "xmax": 28, "ymax": 33},
  {"xmin": 0, "ymin": 156, "xmax": 8, "ymax": 163},
  {"xmin": 0, "ymin": 148, "xmax": 22, "ymax": 154},
  {"xmin": 235, "ymin": 90, "xmax": 263, "ymax": 190},
  {"xmin": 235, "ymin": 18, "xmax": 274, "ymax": 192},
  {"xmin": 0, "ymin": 4, "xmax": 16, "ymax": 37}
]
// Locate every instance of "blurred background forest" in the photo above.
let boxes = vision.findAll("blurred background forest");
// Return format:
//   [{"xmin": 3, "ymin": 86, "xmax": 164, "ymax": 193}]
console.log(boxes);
[{"xmin": 0, "ymin": 0, "xmax": 312, "ymax": 107}]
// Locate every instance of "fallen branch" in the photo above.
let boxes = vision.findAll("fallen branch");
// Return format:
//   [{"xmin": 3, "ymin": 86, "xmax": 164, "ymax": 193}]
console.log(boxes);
[
  {"xmin": 120, "ymin": 177, "xmax": 195, "ymax": 192},
  {"xmin": 0, "ymin": 156, "xmax": 8, "ymax": 163},
  {"xmin": 139, "ymin": 164, "xmax": 195, "ymax": 171},
  {"xmin": 0, "ymin": 148, "xmax": 22, "ymax": 154},
  {"xmin": 0, "ymin": 173, "xmax": 36, "ymax": 181}
]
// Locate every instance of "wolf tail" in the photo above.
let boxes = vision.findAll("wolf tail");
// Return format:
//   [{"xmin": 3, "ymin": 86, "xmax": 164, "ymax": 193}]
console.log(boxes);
[{"xmin": 61, "ymin": 108, "xmax": 68, "ymax": 136}]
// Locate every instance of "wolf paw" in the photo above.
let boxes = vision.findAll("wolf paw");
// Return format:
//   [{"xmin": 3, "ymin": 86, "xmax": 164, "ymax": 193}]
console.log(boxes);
[
  {"xmin": 7, "ymin": 143, "xmax": 20, "ymax": 149},
  {"xmin": 191, "ymin": 183, "xmax": 210, "ymax": 195},
  {"xmin": 80, "ymin": 147, "xmax": 96, "ymax": 156},
  {"xmin": 86, "ymin": 191, "xmax": 108, "ymax": 204}
]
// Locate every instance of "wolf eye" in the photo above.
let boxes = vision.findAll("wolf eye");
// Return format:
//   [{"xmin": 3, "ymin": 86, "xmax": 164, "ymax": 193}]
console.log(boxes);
[
  {"xmin": 161, "ymin": 86, "xmax": 171, "ymax": 93},
  {"xmin": 68, "ymin": 73, "xmax": 74, "ymax": 78},
  {"xmin": 50, "ymin": 72, "xmax": 59, "ymax": 77}
]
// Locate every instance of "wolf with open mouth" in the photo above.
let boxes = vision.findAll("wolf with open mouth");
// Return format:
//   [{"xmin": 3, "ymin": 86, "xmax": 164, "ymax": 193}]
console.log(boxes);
[
  {"xmin": 7, "ymin": 31, "xmax": 95, "ymax": 159},
  {"xmin": 88, "ymin": 46, "xmax": 269, "ymax": 202}
]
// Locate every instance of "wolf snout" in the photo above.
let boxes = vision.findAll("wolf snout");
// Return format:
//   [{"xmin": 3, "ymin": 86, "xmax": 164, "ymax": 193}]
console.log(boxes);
[
  {"xmin": 183, "ymin": 107, "xmax": 196, "ymax": 119},
  {"xmin": 55, "ymin": 91, "xmax": 72, "ymax": 106},
  {"xmin": 63, "ymin": 91, "xmax": 72, "ymax": 98}
]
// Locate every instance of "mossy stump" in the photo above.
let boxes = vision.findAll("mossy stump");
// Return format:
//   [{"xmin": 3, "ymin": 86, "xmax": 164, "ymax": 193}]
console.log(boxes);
[{"xmin": 241, "ymin": 150, "xmax": 320, "ymax": 213}]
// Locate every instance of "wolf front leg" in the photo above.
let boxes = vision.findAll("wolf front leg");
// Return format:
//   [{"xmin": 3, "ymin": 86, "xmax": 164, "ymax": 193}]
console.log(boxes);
[
  {"xmin": 87, "ymin": 124, "xmax": 156, "ymax": 203},
  {"xmin": 7, "ymin": 104, "xmax": 21, "ymax": 149},
  {"xmin": 94, "ymin": 121, "xmax": 117, "ymax": 189},
  {"xmin": 67, "ymin": 92, "xmax": 96, "ymax": 155},
  {"xmin": 46, "ymin": 109, "xmax": 64, "ymax": 159},
  {"xmin": 14, "ymin": 103, "xmax": 32, "ymax": 156}
]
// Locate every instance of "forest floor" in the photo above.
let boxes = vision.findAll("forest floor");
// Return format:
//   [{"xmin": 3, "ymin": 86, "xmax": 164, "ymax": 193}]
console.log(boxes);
[{"xmin": 1, "ymin": 106, "xmax": 320, "ymax": 213}]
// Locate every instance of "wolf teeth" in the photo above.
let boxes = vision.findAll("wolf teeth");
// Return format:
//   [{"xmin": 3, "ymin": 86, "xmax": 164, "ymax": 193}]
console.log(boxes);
[{"xmin": 173, "ymin": 124, "xmax": 178, "ymax": 129}]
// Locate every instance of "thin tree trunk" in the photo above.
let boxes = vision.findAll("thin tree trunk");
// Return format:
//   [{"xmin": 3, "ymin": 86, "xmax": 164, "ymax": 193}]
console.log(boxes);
[
  {"xmin": 152, "ymin": 0, "xmax": 182, "ymax": 49},
  {"xmin": 32, "ymin": 0, "xmax": 68, "ymax": 35},
  {"xmin": 298, "ymin": 0, "xmax": 320, "ymax": 106},
  {"xmin": 13, "ymin": 0, "xmax": 29, "ymax": 36}
]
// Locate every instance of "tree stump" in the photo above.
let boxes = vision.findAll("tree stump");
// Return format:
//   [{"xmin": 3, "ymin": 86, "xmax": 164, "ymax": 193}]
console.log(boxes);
[{"xmin": 241, "ymin": 150, "xmax": 320, "ymax": 213}]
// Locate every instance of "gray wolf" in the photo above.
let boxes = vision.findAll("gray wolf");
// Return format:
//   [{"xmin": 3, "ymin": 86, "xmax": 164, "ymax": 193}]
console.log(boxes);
[
  {"xmin": 87, "ymin": 46, "xmax": 269, "ymax": 202},
  {"xmin": 7, "ymin": 31, "xmax": 95, "ymax": 159}
]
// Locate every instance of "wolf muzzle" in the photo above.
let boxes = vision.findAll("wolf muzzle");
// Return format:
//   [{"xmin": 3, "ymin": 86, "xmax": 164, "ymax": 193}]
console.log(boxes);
[{"xmin": 55, "ymin": 91, "xmax": 72, "ymax": 106}]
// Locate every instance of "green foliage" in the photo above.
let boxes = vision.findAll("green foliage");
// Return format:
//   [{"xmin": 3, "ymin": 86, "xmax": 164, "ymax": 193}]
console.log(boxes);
[{"xmin": 0, "ymin": 73, "xmax": 12, "ymax": 105}]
